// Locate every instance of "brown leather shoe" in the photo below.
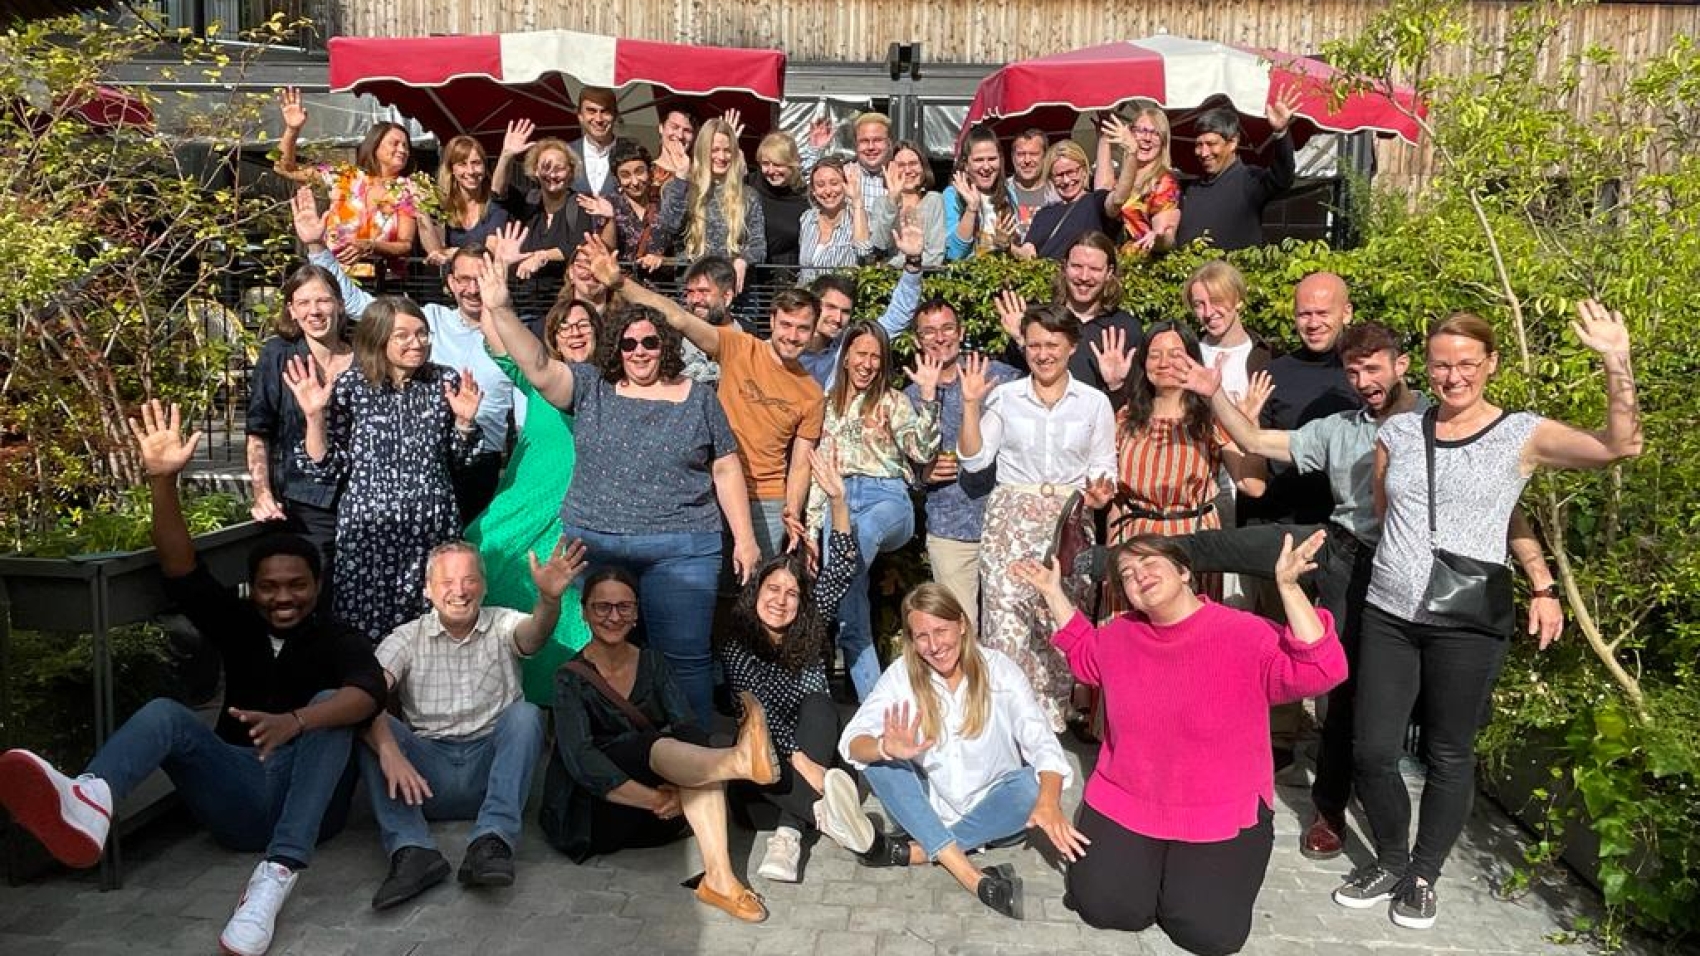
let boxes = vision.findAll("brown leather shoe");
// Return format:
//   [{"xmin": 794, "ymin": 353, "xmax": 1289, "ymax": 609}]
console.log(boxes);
[
  {"xmin": 736, "ymin": 691, "xmax": 780, "ymax": 785},
  {"xmin": 1301, "ymin": 813, "xmax": 1345, "ymax": 860},
  {"xmin": 695, "ymin": 879, "xmax": 768, "ymax": 922}
]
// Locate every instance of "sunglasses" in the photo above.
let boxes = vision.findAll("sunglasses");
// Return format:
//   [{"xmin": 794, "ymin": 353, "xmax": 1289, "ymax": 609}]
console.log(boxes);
[{"xmin": 619, "ymin": 335, "xmax": 661, "ymax": 353}]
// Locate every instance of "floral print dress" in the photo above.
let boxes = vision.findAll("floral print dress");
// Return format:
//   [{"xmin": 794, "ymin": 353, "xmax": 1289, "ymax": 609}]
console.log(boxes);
[{"xmin": 315, "ymin": 164, "xmax": 421, "ymax": 274}]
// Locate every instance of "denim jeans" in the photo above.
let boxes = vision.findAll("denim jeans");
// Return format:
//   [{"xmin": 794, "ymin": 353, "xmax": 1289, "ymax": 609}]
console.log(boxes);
[
  {"xmin": 562, "ymin": 525, "xmax": 722, "ymax": 724},
  {"xmin": 862, "ymin": 762, "xmax": 1037, "ymax": 861},
  {"xmin": 359, "ymin": 701, "xmax": 545, "ymax": 856},
  {"xmin": 85, "ymin": 692, "xmax": 353, "ymax": 866},
  {"xmin": 831, "ymin": 477, "xmax": 915, "ymax": 700}
]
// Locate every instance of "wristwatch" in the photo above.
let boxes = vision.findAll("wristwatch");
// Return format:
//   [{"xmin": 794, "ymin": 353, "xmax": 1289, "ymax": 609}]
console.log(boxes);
[
  {"xmin": 904, "ymin": 253, "xmax": 924, "ymax": 271},
  {"xmin": 1531, "ymin": 585, "xmax": 1560, "ymax": 599}
]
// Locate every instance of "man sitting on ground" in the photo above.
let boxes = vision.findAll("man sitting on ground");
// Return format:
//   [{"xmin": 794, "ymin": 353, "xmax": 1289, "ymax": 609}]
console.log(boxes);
[
  {"xmin": 0, "ymin": 401, "xmax": 384, "ymax": 956},
  {"xmin": 362, "ymin": 537, "xmax": 588, "ymax": 910}
]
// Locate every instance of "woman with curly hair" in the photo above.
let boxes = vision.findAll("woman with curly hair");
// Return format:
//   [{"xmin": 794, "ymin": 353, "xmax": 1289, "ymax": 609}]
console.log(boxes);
[
  {"xmin": 719, "ymin": 444, "xmax": 861, "ymax": 883},
  {"xmin": 658, "ymin": 116, "xmax": 766, "ymax": 289},
  {"xmin": 420, "ymin": 134, "xmax": 509, "ymax": 266},
  {"xmin": 480, "ymin": 259, "xmax": 759, "ymax": 724}
]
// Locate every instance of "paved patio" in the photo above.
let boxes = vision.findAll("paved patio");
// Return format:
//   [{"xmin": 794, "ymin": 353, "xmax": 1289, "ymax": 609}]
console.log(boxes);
[{"xmin": 0, "ymin": 734, "xmax": 1674, "ymax": 956}]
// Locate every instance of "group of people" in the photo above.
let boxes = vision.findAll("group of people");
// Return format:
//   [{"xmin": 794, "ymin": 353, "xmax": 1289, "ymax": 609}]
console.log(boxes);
[{"xmin": 0, "ymin": 84, "xmax": 1646, "ymax": 956}]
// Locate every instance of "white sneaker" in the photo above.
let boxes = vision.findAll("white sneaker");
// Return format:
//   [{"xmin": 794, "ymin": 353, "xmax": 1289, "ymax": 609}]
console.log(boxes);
[
  {"xmin": 813, "ymin": 768, "xmax": 874, "ymax": 854},
  {"xmin": 0, "ymin": 749, "xmax": 111, "ymax": 868},
  {"xmin": 219, "ymin": 861, "xmax": 298, "ymax": 956},
  {"xmin": 756, "ymin": 827, "xmax": 802, "ymax": 883}
]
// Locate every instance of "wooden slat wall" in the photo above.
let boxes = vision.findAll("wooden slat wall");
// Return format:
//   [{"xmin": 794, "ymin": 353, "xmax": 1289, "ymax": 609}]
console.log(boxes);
[{"xmin": 332, "ymin": 1, "xmax": 1700, "ymax": 193}]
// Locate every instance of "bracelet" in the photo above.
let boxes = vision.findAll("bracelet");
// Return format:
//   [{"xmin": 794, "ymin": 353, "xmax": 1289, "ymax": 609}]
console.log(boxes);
[
  {"xmin": 1531, "ymin": 585, "xmax": 1560, "ymax": 599},
  {"xmin": 875, "ymin": 735, "xmax": 890, "ymax": 762},
  {"xmin": 291, "ymin": 710, "xmax": 306, "ymax": 733}
]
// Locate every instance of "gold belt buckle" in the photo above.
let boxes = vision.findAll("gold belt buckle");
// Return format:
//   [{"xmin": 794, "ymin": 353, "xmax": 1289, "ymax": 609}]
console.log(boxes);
[{"xmin": 1040, "ymin": 482, "xmax": 1058, "ymax": 498}]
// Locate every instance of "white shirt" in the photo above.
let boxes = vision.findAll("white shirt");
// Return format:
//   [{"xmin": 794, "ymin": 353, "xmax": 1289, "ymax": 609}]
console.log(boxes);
[
  {"xmin": 376, "ymin": 607, "xmax": 530, "ymax": 740},
  {"xmin": 839, "ymin": 648, "xmax": 1072, "ymax": 826},
  {"xmin": 1201, "ymin": 339, "xmax": 1255, "ymax": 404},
  {"xmin": 957, "ymin": 375, "xmax": 1117, "ymax": 486},
  {"xmin": 582, "ymin": 137, "xmax": 615, "ymax": 196}
]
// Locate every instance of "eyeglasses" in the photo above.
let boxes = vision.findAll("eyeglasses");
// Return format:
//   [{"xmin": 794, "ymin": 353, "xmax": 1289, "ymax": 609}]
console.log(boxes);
[
  {"xmin": 588, "ymin": 601, "xmax": 639, "ymax": 619},
  {"xmin": 561, "ymin": 321, "xmax": 595, "ymax": 335},
  {"xmin": 1131, "ymin": 126, "xmax": 1162, "ymax": 138},
  {"xmin": 1050, "ymin": 165, "xmax": 1084, "ymax": 182},
  {"xmin": 389, "ymin": 329, "xmax": 431, "ymax": 344},
  {"xmin": 619, "ymin": 335, "xmax": 662, "ymax": 353},
  {"xmin": 917, "ymin": 325, "xmax": 959, "ymax": 340},
  {"xmin": 1428, "ymin": 358, "xmax": 1489, "ymax": 377}
]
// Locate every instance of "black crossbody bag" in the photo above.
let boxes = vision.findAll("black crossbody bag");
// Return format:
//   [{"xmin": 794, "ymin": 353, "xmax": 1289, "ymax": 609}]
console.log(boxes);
[{"xmin": 1418, "ymin": 409, "xmax": 1515, "ymax": 636}]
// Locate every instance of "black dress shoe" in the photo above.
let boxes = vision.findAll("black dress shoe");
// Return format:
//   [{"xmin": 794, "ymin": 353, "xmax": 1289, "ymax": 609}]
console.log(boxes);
[
  {"xmin": 372, "ymin": 846, "xmax": 450, "ymax": 910},
  {"xmin": 857, "ymin": 831, "xmax": 914, "ymax": 868},
  {"xmin": 977, "ymin": 863, "xmax": 1024, "ymax": 920},
  {"xmin": 459, "ymin": 833, "xmax": 515, "ymax": 887}
]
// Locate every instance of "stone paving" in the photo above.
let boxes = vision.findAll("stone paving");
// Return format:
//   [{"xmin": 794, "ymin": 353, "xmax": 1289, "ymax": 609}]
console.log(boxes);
[{"xmin": 0, "ymin": 737, "xmax": 1679, "ymax": 956}]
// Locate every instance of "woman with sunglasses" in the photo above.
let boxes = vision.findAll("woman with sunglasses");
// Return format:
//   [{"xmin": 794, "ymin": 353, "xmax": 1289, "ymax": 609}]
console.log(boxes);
[
  {"xmin": 1334, "ymin": 304, "xmax": 1640, "ymax": 930},
  {"xmin": 540, "ymin": 566, "xmax": 777, "ymax": 922},
  {"xmin": 465, "ymin": 297, "xmax": 601, "ymax": 705},
  {"xmin": 479, "ymin": 260, "xmax": 761, "ymax": 725},
  {"xmin": 1094, "ymin": 105, "xmax": 1180, "ymax": 255}
]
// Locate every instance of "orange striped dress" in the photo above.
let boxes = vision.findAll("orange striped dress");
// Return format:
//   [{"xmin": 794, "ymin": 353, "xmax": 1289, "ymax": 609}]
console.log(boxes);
[{"xmin": 1106, "ymin": 414, "xmax": 1227, "ymax": 611}]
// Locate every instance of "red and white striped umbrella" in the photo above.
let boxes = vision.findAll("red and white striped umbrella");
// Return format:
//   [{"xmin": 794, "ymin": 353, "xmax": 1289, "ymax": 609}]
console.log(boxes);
[
  {"xmin": 329, "ymin": 29, "xmax": 787, "ymax": 150},
  {"xmin": 966, "ymin": 34, "xmax": 1424, "ymax": 152}
]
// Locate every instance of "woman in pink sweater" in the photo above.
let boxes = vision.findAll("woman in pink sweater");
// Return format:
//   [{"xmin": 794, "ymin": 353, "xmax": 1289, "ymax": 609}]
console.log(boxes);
[{"xmin": 1013, "ymin": 530, "xmax": 1344, "ymax": 956}]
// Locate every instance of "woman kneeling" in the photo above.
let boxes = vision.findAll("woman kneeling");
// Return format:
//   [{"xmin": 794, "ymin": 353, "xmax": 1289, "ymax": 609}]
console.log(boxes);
[
  {"xmin": 539, "ymin": 567, "xmax": 778, "ymax": 922},
  {"xmin": 818, "ymin": 584, "xmax": 1077, "ymax": 920},
  {"xmin": 1014, "ymin": 533, "xmax": 1345, "ymax": 955}
]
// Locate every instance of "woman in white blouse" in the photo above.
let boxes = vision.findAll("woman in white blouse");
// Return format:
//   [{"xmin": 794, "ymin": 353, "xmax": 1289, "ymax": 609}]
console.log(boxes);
[
  {"xmin": 797, "ymin": 157, "xmax": 872, "ymax": 282},
  {"xmin": 957, "ymin": 304, "xmax": 1118, "ymax": 732},
  {"xmin": 815, "ymin": 583, "xmax": 1079, "ymax": 920}
]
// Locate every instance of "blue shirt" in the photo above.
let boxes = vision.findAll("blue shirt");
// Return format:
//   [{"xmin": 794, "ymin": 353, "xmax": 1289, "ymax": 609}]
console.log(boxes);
[
  {"xmin": 313, "ymin": 250, "xmax": 514, "ymax": 454},
  {"xmin": 906, "ymin": 359, "xmax": 1019, "ymax": 542},
  {"xmin": 802, "ymin": 269, "xmax": 923, "ymax": 390}
]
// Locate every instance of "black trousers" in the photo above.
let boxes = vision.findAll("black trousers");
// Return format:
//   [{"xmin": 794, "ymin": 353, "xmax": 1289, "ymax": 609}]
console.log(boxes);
[
  {"xmin": 586, "ymin": 724, "xmax": 711, "ymax": 858},
  {"xmin": 1178, "ymin": 523, "xmax": 1373, "ymax": 820},
  {"xmin": 281, "ymin": 500, "xmax": 339, "ymax": 611},
  {"xmin": 454, "ymin": 451, "xmax": 505, "ymax": 530},
  {"xmin": 1067, "ymin": 802, "xmax": 1274, "ymax": 956},
  {"xmin": 732, "ymin": 693, "xmax": 841, "ymax": 831},
  {"xmin": 1353, "ymin": 604, "xmax": 1509, "ymax": 884}
]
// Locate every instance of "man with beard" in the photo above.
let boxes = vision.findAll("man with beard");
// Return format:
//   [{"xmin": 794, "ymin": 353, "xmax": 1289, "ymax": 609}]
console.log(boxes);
[
  {"xmin": 0, "ymin": 401, "xmax": 385, "ymax": 956},
  {"xmin": 1174, "ymin": 90, "xmax": 1299, "ymax": 251},
  {"xmin": 800, "ymin": 219, "xmax": 926, "ymax": 389},
  {"xmin": 1173, "ymin": 321, "xmax": 1560, "ymax": 862},
  {"xmin": 675, "ymin": 255, "xmax": 740, "ymax": 385},
  {"xmin": 995, "ymin": 231, "xmax": 1143, "ymax": 398}
]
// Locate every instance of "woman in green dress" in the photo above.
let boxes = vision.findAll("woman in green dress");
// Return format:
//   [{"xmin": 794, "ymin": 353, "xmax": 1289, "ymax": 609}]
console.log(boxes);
[{"xmin": 468, "ymin": 296, "xmax": 601, "ymax": 703}]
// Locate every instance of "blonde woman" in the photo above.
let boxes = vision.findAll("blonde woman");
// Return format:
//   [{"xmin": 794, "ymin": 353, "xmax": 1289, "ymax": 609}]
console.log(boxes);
[
  {"xmin": 420, "ymin": 135, "xmax": 509, "ymax": 266},
  {"xmin": 817, "ymin": 584, "xmax": 1077, "ymax": 921},
  {"xmin": 750, "ymin": 131, "xmax": 809, "ymax": 267},
  {"xmin": 658, "ymin": 116, "xmax": 767, "ymax": 290},
  {"xmin": 1094, "ymin": 106, "xmax": 1180, "ymax": 255}
]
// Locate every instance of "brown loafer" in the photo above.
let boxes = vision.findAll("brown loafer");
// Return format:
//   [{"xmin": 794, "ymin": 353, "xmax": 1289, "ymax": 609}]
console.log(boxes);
[
  {"xmin": 736, "ymin": 691, "xmax": 780, "ymax": 785},
  {"xmin": 694, "ymin": 879, "xmax": 768, "ymax": 922},
  {"xmin": 1301, "ymin": 813, "xmax": 1345, "ymax": 860}
]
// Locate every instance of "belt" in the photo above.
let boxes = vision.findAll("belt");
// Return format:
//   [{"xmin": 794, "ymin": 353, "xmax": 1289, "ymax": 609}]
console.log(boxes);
[
  {"xmin": 1110, "ymin": 500, "xmax": 1215, "ymax": 530},
  {"xmin": 1329, "ymin": 522, "xmax": 1370, "ymax": 556},
  {"xmin": 1001, "ymin": 482, "xmax": 1078, "ymax": 498}
]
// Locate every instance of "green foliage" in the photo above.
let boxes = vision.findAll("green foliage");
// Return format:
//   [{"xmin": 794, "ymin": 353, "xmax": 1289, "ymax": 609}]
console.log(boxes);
[
  {"xmin": 15, "ymin": 487, "xmax": 249, "ymax": 557},
  {"xmin": 1, "ymin": 624, "xmax": 179, "ymax": 768}
]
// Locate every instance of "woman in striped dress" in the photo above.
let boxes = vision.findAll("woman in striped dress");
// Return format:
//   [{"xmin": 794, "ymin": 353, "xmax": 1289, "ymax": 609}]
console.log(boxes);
[
  {"xmin": 797, "ymin": 158, "xmax": 872, "ymax": 282},
  {"xmin": 1108, "ymin": 320, "xmax": 1268, "ymax": 611}
]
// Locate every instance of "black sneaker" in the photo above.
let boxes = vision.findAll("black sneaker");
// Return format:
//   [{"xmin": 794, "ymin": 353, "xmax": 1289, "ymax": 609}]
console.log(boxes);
[
  {"xmin": 1332, "ymin": 863, "xmax": 1402, "ymax": 909},
  {"xmin": 1390, "ymin": 875, "xmax": 1438, "ymax": 929},
  {"xmin": 857, "ymin": 831, "xmax": 914, "ymax": 869},
  {"xmin": 459, "ymin": 834, "xmax": 515, "ymax": 887},
  {"xmin": 372, "ymin": 846, "xmax": 451, "ymax": 910},
  {"xmin": 976, "ymin": 864, "xmax": 1024, "ymax": 920}
]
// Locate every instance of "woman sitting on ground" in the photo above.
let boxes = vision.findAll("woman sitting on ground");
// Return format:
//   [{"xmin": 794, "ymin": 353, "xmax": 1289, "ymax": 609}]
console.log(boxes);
[
  {"xmin": 816, "ymin": 584, "xmax": 1078, "ymax": 921},
  {"xmin": 539, "ymin": 567, "xmax": 778, "ymax": 922},
  {"xmin": 1012, "ymin": 533, "xmax": 1344, "ymax": 955},
  {"xmin": 718, "ymin": 444, "xmax": 860, "ymax": 884}
]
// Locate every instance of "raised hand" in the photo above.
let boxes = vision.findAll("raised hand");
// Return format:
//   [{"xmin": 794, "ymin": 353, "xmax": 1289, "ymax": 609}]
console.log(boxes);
[
  {"xmin": 959, "ymin": 351, "xmax": 994, "ymax": 404},
  {"xmin": 893, "ymin": 217, "xmax": 925, "ymax": 259},
  {"xmin": 951, "ymin": 170, "xmax": 981, "ymax": 208},
  {"xmin": 844, "ymin": 165, "xmax": 864, "ymax": 206},
  {"xmin": 808, "ymin": 115, "xmax": 835, "ymax": 150},
  {"xmin": 278, "ymin": 86, "xmax": 308, "ymax": 131},
  {"xmin": 1089, "ymin": 325, "xmax": 1134, "ymax": 391},
  {"xmin": 1009, "ymin": 556, "xmax": 1063, "ymax": 598},
  {"xmin": 127, "ymin": 400, "xmax": 203, "ymax": 478},
  {"xmin": 476, "ymin": 254, "xmax": 512, "ymax": 313},
  {"xmin": 1173, "ymin": 351, "xmax": 1226, "ymax": 398},
  {"xmin": 1102, "ymin": 114, "xmax": 1133, "ymax": 152},
  {"xmin": 906, "ymin": 351, "xmax": 945, "ymax": 401},
  {"xmin": 1082, "ymin": 475, "xmax": 1117, "ymax": 509},
  {"xmin": 291, "ymin": 186, "xmax": 327, "ymax": 247},
  {"xmin": 722, "ymin": 107, "xmax": 745, "ymax": 143},
  {"xmin": 580, "ymin": 233, "xmax": 624, "ymax": 289},
  {"xmin": 878, "ymin": 701, "xmax": 933, "ymax": 761},
  {"xmin": 530, "ymin": 536, "xmax": 589, "ymax": 602},
  {"xmin": 577, "ymin": 193, "xmax": 615, "ymax": 219},
  {"xmin": 501, "ymin": 118, "xmax": 536, "ymax": 158},
  {"xmin": 807, "ymin": 440, "xmax": 846, "ymax": 501},
  {"xmin": 994, "ymin": 288, "xmax": 1028, "ymax": 342},
  {"xmin": 1273, "ymin": 529, "xmax": 1327, "ymax": 586},
  {"xmin": 1268, "ymin": 85, "xmax": 1302, "ymax": 133},
  {"xmin": 1571, "ymin": 299, "xmax": 1631, "ymax": 357},
  {"xmin": 487, "ymin": 220, "xmax": 529, "ymax": 267},
  {"xmin": 282, "ymin": 354, "xmax": 331, "ymax": 418},
  {"xmin": 882, "ymin": 162, "xmax": 905, "ymax": 197},
  {"xmin": 993, "ymin": 210, "xmax": 1019, "ymax": 249},
  {"xmin": 1237, "ymin": 369, "xmax": 1275, "ymax": 423},
  {"xmin": 446, "ymin": 369, "xmax": 483, "ymax": 424}
]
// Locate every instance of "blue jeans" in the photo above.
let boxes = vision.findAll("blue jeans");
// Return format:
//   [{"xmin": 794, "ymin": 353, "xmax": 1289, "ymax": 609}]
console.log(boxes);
[
  {"xmin": 562, "ymin": 525, "xmax": 722, "ymax": 724},
  {"xmin": 359, "ymin": 701, "xmax": 545, "ymax": 856},
  {"xmin": 862, "ymin": 762, "xmax": 1038, "ymax": 861},
  {"xmin": 831, "ymin": 477, "xmax": 915, "ymax": 699},
  {"xmin": 85, "ymin": 693, "xmax": 353, "ymax": 866}
]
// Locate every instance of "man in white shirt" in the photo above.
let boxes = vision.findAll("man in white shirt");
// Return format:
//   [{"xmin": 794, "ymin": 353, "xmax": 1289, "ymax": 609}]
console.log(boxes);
[
  {"xmin": 360, "ymin": 538, "xmax": 586, "ymax": 911},
  {"xmin": 570, "ymin": 88, "xmax": 628, "ymax": 198}
]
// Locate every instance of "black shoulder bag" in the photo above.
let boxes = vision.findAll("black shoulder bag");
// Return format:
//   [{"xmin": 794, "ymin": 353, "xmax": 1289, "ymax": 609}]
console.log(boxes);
[{"xmin": 1417, "ymin": 409, "xmax": 1515, "ymax": 636}]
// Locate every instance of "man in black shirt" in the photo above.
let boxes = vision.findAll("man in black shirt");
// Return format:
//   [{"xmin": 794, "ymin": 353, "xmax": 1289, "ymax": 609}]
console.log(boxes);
[
  {"xmin": 995, "ymin": 231, "xmax": 1144, "ymax": 399},
  {"xmin": 1174, "ymin": 89, "xmax": 1300, "ymax": 251},
  {"xmin": 0, "ymin": 401, "xmax": 384, "ymax": 956}
]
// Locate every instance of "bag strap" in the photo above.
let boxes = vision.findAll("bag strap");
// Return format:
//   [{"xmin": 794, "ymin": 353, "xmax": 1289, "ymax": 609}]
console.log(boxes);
[
  {"xmin": 564, "ymin": 659, "xmax": 655, "ymax": 733},
  {"xmin": 1421, "ymin": 406, "xmax": 1440, "ymax": 552}
]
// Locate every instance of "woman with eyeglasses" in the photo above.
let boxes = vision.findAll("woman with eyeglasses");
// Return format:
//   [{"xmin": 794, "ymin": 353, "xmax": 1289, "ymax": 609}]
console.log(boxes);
[
  {"xmin": 540, "ymin": 566, "xmax": 776, "ymax": 922},
  {"xmin": 1011, "ymin": 138, "xmax": 1139, "ymax": 262},
  {"xmin": 868, "ymin": 140, "xmax": 946, "ymax": 267},
  {"xmin": 285, "ymin": 296, "xmax": 485, "ymax": 643},
  {"xmin": 1333, "ymin": 304, "xmax": 1641, "ymax": 931},
  {"xmin": 1094, "ymin": 105, "xmax": 1180, "ymax": 256},
  {"xmin": 480, "ymin": 260, "xmax": 761, "ymax": 724},
  {"xmin": 492, "ymin": 122, "xmax": 599, "ymax": 301},
  {"xmin": 464, "ymin": 297, "xmax": 601, "ymax": 705}
]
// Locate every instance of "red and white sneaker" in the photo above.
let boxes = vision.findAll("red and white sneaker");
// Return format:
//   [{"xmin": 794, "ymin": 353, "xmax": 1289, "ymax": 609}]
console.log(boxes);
[
  {"xmin": 0, "ymin": 749, "xmax": 112, "ymax": 868},
  {"xmin": 220, "ymin": 860, "xmax": 298, "ymax": 956}
]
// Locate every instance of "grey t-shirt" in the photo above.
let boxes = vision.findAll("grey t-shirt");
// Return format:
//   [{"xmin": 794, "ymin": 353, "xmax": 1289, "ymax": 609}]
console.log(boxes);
[
  {"xmin": 1287, "ymin": 396, "xmax": 1430, "ymax": 546},
  {"xmin": 1366, "ymin": 409, "xmax": 1542, "ymax": 623},
  {"xmin": 561, "ymin": 363, "xmax": 739, "ymax": 535}
]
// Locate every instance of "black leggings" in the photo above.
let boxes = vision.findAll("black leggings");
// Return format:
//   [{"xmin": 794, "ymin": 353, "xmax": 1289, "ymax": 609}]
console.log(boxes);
[
  {"xmin": 1066, "ymin": 802, "xmax": 1274, "ymax": 956},
  {"xmin": 732, "ymin": 693, "xmax": 841, "ymax": 830},
  {"xmin": 587, "ymin": 724, "xmax": 711, "ymax": 858},
  {"xmin": 1353, "ymin": 604, "xmax": 1509, "ymax": 883}
]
